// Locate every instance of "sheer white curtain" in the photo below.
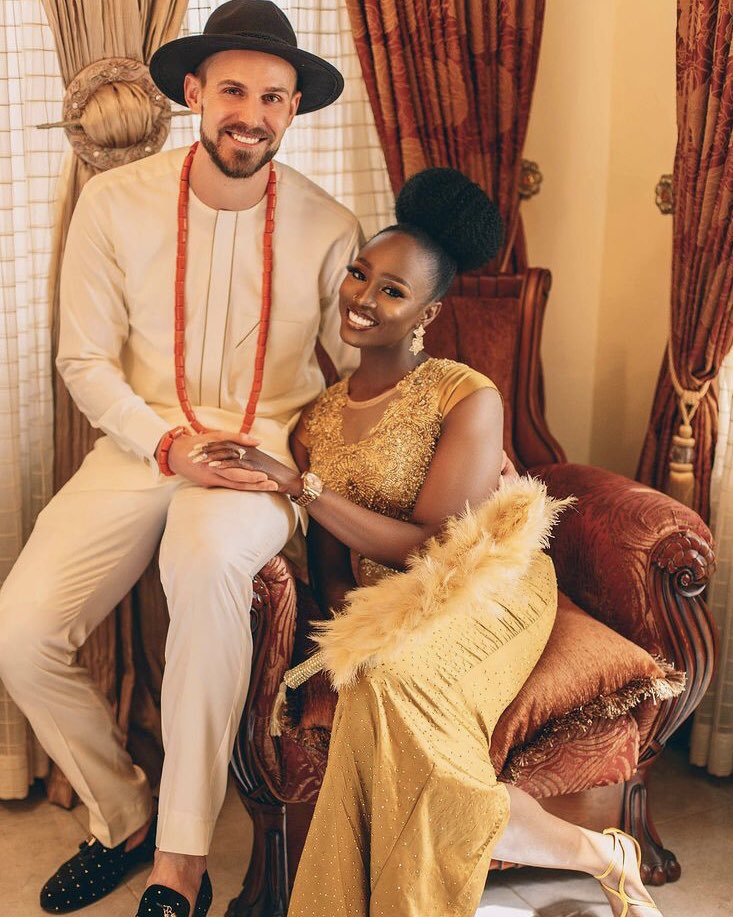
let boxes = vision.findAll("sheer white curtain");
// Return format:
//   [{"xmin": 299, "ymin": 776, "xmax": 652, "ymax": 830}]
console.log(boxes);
[
  {"xmin": 0, "ymin": 0, "xmax": 65, "ymax": 798},
  {"xmin": 690, "ymin": 349, "xmax": 733, "ymax": 777}
]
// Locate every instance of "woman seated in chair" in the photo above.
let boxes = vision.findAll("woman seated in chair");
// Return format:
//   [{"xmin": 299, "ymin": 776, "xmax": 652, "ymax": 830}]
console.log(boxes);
[{"xmin": 198, "ymin": 169, "xmax": 660, "ymax": 917}]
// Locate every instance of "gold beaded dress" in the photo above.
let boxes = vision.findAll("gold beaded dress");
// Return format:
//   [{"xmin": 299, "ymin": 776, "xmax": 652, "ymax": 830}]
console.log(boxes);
[{"xmin": 288, "ymin": 358, "xmax": 558, "ymax": 917}]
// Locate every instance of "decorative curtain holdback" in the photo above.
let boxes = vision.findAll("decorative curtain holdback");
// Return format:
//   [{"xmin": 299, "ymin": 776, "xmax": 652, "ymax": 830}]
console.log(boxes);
[
  {"xmin": 37, "ymin": 57, "xmax": 177, "ymax": 172},
  {"xmin": 271, "ymin": 476, "xmax": 575, "ymax": 736}
]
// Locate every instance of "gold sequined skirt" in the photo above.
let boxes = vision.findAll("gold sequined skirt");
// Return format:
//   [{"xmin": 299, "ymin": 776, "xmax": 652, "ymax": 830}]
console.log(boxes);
[{"xmin": 289, "ymin": 552, "xmax": 557, "ymax": 917}]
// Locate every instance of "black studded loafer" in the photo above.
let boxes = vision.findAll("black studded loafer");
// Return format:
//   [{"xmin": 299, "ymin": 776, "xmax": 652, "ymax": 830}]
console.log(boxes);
[
  {"xmin": 40, "ymin": 815, "xmax": 157, "ymax": 913},
  {"xmin": 136, "ymin": 871, "xmax": 213, "ymax": 917}
]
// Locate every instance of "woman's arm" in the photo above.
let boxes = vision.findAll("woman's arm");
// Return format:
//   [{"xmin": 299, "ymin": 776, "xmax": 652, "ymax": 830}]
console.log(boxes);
[{"xmin": 208, "ymin": 387, "xmax": 504, "ymax": 568}]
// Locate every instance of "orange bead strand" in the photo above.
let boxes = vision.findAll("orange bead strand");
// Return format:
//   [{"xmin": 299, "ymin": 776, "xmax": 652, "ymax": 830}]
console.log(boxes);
[{"xmin": 174, "ymin": 141, "xmax": 277, "ymax": 435}]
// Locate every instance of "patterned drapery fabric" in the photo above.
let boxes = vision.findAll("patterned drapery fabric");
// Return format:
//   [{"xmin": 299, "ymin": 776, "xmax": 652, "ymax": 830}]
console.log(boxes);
[
  {"xmin": 637, "ymin": 1, "xmax": 733, "ymax": 520},
  {"xmin": 343, "ymin": 0, "xmax": 546, "ymax": 269}
]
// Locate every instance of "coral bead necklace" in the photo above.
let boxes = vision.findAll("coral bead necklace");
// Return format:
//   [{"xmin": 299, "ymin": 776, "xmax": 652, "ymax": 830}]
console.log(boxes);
[{"xmin": 174, "ymin": 140, "xmax": 277, "ymax": 434}]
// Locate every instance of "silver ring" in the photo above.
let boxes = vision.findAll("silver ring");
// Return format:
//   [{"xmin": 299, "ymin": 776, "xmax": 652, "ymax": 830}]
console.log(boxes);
[{"xmin": 237, "ymin": 447, "xmax": 247, "ymax": 461}]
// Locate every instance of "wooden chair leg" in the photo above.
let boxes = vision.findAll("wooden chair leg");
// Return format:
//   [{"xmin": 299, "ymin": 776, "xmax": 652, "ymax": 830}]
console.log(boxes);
[
  {"xmin": 623, "ymin": 765, "xmax": 680, "ymax": 886},
  {"xmin": 225, "ymin": 794, "xmax": 289, "ymax": 917}
]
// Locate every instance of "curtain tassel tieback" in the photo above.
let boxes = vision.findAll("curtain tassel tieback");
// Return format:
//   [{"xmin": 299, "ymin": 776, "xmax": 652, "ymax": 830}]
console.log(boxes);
[{"xmin": 667, "ymin": 339, "xmax": 711, "ymax": 507}]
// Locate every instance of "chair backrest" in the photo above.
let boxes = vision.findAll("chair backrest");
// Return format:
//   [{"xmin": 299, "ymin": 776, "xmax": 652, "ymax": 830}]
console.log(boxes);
[{"xmin": 425, "ymin": 268, "xmax": 565, "ymax": 470}]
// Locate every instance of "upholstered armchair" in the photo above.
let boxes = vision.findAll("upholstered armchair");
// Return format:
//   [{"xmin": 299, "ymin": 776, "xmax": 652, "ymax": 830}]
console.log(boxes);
[{"xmin": 224, "ymin": 269, "xmax": 717, "ymax": 917}]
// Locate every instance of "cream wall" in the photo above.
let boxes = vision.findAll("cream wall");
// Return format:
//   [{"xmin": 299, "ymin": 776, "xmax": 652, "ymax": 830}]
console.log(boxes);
[{"xmin": 522, "ymin": 0, "xmax": 676, "ymax": 476}]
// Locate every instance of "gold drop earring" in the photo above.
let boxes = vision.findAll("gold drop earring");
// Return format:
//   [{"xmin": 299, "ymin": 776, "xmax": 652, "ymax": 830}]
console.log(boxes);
[{"xmin": 410, "ymin": 323, "xmax": 425, "ymax": 355}]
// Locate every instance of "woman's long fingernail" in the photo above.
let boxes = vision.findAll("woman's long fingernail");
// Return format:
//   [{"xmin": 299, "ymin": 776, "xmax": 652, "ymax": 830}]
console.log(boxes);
[
  {"xmin": 208, "ymin": 460, "xmax": 222, "ymax": 467},
  {"xmin": 191, "ymin": 453, "xmax": 208, "ymax": 464}
]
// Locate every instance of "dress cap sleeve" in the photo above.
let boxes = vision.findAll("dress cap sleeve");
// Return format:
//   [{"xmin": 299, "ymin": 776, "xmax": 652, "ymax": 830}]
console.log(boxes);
[{"xmin": 437, "ymin": 362, "xmax": 500, "ymax": 417}]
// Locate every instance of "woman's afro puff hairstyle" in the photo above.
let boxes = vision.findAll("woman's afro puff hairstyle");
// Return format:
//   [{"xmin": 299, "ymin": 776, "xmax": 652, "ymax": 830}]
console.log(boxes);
[
  {"xmin": 375, "ymin": 168, "xmax": 505, "ymax": 300},
  {"xmin": 396, "ymin": 168, "xmax": 504, "ymax": 273}
]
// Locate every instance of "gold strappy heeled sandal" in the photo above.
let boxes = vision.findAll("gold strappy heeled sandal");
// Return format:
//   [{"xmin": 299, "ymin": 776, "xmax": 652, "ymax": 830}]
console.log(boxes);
[{"xmin": 594, "ymin": 828, "xmax": 659, "ymax": 917}]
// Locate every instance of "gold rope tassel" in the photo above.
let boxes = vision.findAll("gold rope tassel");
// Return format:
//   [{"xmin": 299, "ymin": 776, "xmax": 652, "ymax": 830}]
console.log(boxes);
[
  {"xmin": 668, "ymin": 423, "xmax": 696, "ymax": 507},
  {"xmin": 269, "ymin": 682, "xmax": 288, "ymax": 738},
  {"xmin": 666, "ymin": 339, "xmax": 711, "ymax": 508},
  {"xmin": 270, "ymin": 650, "xmax": 326, "ymax": 737}
]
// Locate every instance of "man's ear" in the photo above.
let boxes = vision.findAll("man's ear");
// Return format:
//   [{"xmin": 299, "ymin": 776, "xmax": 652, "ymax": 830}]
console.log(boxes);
[
  {"xmin": 422, "ymin": 301, "xmax": 442, "ymax": 328},
  {"xmin": 287, "ymin": 90, "xmax": 302, "ymax": 126},
  {"xmin": 183, "ymin": 72, "xmax": 203, "ymax": 113}
]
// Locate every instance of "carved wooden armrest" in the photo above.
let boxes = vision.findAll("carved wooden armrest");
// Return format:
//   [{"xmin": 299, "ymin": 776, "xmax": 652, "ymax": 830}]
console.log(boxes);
[
  {"xmin": 531, "ymin": 462, "xmax": 717, "ymax": 755},
  {"xmin": 231, "ymin": 555, "xmax": 298, "ymax": 805}
]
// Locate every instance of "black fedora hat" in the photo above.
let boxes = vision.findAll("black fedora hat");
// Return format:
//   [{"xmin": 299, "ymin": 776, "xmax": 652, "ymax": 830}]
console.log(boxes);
[{"xmin": 149, "ymin": 0, "xmax": 344, "ymax": 114}]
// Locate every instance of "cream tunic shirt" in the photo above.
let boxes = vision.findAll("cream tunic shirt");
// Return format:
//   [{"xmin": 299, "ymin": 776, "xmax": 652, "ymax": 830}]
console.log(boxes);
[{"xmin": 57, "ymin": 147, "xmax": 361, "ymax": 484}]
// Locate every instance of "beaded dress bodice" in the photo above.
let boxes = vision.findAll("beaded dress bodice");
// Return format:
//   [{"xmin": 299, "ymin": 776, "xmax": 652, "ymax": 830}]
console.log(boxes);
[
  {"xmin": 306, "ymin": 359, "xmax": 452, "ymax": 521},
  {"xmin": 304, "ymin": 358, "xmax": 494, "ymax": 582}
]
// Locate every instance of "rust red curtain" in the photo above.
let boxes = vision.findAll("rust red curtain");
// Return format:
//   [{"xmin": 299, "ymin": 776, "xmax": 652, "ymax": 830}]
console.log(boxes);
[
  {"xmin": 344, "ymin": 0, "xmax": 545, "ymax": 270},
  {"xmin": 637, "ymin": 1, "xmax": 733, "ymax": 520}
]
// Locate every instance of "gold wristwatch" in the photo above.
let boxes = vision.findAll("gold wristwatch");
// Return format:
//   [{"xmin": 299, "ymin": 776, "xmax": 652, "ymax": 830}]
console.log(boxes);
[{"xmin": 291, "ymin": 471, "xmax": 324, "ymax": 507}]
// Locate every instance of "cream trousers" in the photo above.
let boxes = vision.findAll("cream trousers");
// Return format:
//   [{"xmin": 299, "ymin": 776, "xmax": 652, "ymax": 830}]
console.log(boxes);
[{"xmin": 0, "ymin": 436, "xmax": 295, "ymax": 855}]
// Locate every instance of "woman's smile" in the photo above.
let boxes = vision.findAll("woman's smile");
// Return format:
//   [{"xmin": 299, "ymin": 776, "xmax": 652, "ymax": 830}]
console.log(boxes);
[{"xmin": 345, "ymin": 307, "xmax": 380, "ymax": 331}]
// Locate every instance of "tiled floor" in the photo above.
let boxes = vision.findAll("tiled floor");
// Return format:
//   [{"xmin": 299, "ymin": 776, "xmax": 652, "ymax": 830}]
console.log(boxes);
[{"xmin": 1, "ymin": 744, "xmax": 731, "ymax": 916}]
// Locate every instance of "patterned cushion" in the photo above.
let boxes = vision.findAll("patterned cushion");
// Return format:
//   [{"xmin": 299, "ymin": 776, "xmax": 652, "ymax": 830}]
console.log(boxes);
[
  {"xmin": 509, "ymin": 714, "xmax": 640, "ymax": 797},
  {"xmin": 489, "ymin": 591, "xmax": 675, "ymax": 773}
]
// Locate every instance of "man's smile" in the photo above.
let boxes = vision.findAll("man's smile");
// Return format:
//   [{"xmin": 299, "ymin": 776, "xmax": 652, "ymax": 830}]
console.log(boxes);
[{"xmin": 225, "ymin": 129, "xmax": 267, "ymax": 147}]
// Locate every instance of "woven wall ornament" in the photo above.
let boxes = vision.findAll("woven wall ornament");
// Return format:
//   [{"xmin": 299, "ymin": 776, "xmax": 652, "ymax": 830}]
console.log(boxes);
[
  {"xmin": 655, "ymin": 174, "xmax": 674, "ymax": 214},
  {"xmin": 518, "ymin": 159, "xmax": 543, "ymax": 200},
  {"xmin": 59, "ymin": 57, "xmax": 171, "ymax": 171}
]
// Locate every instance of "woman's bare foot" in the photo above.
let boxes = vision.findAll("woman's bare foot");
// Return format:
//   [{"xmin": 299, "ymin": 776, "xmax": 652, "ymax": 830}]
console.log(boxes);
[
  {"xmin": 144, "ymin": 850, "xmax": 206, "ymax": 912},
  {"xmin": 596, "ymin": 831, "xmax": 661, "ymax": 916}
]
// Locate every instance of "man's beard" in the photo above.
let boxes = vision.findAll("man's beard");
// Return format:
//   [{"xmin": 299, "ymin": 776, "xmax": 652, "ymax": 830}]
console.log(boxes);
[{"xmin": 200, "ymin": 120, "xmax": 279, "ymax": 179}]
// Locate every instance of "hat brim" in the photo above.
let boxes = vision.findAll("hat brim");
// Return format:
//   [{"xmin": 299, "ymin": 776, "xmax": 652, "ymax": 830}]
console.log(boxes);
[{"xmin": 149, "ymin": 34, "xmax": 344, "ymax": 114}]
